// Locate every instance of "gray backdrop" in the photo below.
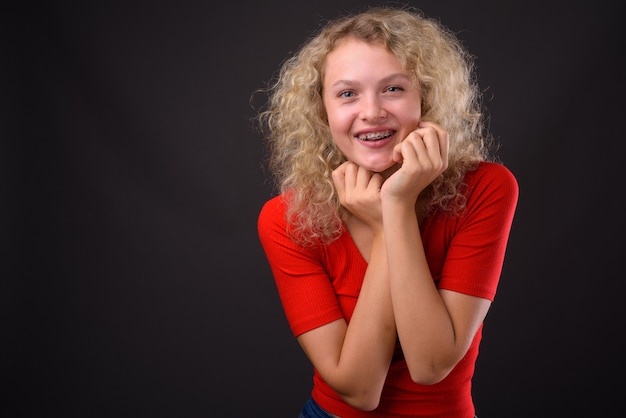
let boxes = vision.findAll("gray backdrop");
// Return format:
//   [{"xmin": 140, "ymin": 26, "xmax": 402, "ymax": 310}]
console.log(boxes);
[{"xmin": 4, "ymin": 0, "xmax": 625, "ymax": 416}]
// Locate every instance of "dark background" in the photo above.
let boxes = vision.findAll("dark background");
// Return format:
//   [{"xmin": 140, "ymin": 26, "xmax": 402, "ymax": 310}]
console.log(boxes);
[{"xmin": 4, "ymin": 0, "xmax": 625, "ymax": 416}]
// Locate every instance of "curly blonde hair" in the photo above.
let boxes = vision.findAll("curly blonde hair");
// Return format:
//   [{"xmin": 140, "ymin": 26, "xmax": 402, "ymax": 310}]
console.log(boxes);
[{"xmin": 257, "ymin": 6, "xmax": 493, "ymax": 246}]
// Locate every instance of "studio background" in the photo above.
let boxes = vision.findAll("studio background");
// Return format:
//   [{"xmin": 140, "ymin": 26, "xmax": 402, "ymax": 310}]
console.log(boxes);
[{"xmin": 4, "ymin": 0, "xmax": 625, "ymax": 416}]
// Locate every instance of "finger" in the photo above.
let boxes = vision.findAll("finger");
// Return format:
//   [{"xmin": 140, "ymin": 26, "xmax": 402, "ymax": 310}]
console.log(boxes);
[
  {"xmin": 418, "ymin": 120, "xmax": 446, "ymax": 133},
  {"xmin": 355, "ymin": 164, "xmax": 373, "ymax": 191},
  {"xmin": 420, "ymin": 127, "xmax": 442, "ymax": 162},
  {"xmin": 439, "ymin": 131, "xmax": 450, "ymax": 167},
  {"xmin": 392, "ymin": 141, "xmax": 405, "ymax": 164},
  {"xmin": 343, "ymin": 161, "xmax": 358, "ymax": 189},
  {"xmin": 368, "ymin": 172, "xmax": 384, "ymax": 191},
  {"xmin": 415, "ymin": 125, "xmax": 449, "ymax": 170},
  {"xmin": 333, "ymin": 160, "xmax": 349, "ymax": 177},
  {"xmin": 397, "ymin": 132, "xmax": 423, "ymax": 166},
  {"xmin": 418, "ymin": 121, "xmax": 449, "ymax": 161},
  {"xmin": 332, "ymin": 162, "xmax": 349, "ymax": 203},
  {"xmin": 400, "ymin": 136, "xmax": 421, "ymax": 165},
  {"xmin": 341, "ymin": 162, "xmax": 360, "ymax": 204}
]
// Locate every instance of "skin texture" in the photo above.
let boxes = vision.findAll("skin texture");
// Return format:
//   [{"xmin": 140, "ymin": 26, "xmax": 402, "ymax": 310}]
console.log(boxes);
[
  {"xmin": 323, "ymin": 37, "xmax": 422, "ymax": 175},
  {"xmin": 295, "ymin": 37, "xmax": 492, "ymax": 411}
]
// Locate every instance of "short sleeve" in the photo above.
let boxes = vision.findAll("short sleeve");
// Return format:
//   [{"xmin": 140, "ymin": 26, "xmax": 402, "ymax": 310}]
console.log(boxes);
[
  {"xmin": 257, "ymin": 196, "xmax": 345, "ymax": 336},
  {"xmin": 437, "ymin": 163, "xmax": 519, "ymax": 300}
]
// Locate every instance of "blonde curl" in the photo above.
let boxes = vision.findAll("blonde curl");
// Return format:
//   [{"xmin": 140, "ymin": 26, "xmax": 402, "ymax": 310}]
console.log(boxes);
[{"xmin": 256, "ymin": 6, "xmax": 493, "ymax": 246}]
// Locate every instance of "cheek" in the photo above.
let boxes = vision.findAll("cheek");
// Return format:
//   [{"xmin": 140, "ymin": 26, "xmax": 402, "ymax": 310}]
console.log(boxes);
[
  {"xmin": 398, "ymin": 109, "xmax": 421, "ymax": 130},
  {"xmin": 397, "ymin": 98, "xmax": 421, "ymax": 119},
  {"xmin": 326, "ymin": 109, "xmax": 350, "ymax": 137}
]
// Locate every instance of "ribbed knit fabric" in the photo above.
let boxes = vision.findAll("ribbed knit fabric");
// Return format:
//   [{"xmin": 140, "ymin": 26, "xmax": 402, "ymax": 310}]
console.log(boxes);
[{"xmin": 258, "ymin": 162, "xmax": 518, "ymax": 417}]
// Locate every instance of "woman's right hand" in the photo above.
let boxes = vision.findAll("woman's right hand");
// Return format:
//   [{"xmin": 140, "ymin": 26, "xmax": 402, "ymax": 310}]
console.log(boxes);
[{"xmin": 332, "ymin": 161, "xmax": 384, "ymax": 232}]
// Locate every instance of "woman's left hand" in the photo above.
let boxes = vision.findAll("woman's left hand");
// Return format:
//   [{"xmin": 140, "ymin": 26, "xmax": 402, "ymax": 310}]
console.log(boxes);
[{"xmin": 381, "ymin": 121, "xmax": 449, "ymax": 203}]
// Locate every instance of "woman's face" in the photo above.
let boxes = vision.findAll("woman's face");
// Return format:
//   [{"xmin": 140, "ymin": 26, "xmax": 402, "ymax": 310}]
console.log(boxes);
[{"xmin": 322, "ymin": 37, "xmax": 422, "ymax": 173}]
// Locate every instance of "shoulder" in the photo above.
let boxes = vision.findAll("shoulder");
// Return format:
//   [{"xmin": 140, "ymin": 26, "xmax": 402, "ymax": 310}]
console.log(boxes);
[
  {"xmin": 465, "ymin": 161, "xmax": 519, "ymax": 198},
  {"xmin": 257, "ymin": 195, "xmax": 287, "ymax": 242},
  {"xmin": 259, "ymin": 194, "xmax": 286, "ymax": 216},
  {"xmin": 258, "ymin": 194, "xmax": 287, "ymax": 230},
  {"xmin": 466, "ymin": 161, "xmax": 517, "ymax": 184},
  {"xmin": 459, "ymin": 162, "xmax": 519, "ymax": 222}
]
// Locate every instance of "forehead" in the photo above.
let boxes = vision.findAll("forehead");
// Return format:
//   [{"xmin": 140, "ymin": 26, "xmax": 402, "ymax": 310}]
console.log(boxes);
[
  {"xmin": 323, "ymin": 37, "xmax": 404, "ymax": 80},
  {"xmin": 326, "ymin": 37, "xmax": 395, "ymax": 62}
]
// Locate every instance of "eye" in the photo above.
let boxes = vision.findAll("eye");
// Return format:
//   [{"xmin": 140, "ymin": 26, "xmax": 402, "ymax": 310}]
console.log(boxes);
[
  {"xmin": 386, "ymin": 86, "xmax": 405, "ymax": 93},
  {"xmin": 338, "ymin": 90, "xmax": 355, "ymax": 98}
]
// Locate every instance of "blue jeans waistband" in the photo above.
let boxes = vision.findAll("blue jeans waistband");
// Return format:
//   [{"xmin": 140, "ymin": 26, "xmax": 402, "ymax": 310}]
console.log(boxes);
[{"xmin": 298, "ymin": 398, "xmax": 335, "ymax": 418}]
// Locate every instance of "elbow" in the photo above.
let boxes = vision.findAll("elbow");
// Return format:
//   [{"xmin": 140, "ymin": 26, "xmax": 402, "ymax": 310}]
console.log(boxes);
[
  {"xmin": 339, "ymin": 384, "xmax": 383, "ymax": 411},
  {"xmin": 343, "ymin": 393, "xmax": 381, "ymax": 411},
  {"xmin": 327, "ymin": 366, "xmax": 388, "ymax": 411},
  {"xmin": 407, "ymin": 362, "xmax": 454, "ymax": 386}
]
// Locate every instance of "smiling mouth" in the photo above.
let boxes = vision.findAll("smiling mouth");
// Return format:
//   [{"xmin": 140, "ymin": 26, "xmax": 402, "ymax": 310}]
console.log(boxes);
[{"xmin": 357, "ymin": 130, "xmax": 395, "ymax": 141}]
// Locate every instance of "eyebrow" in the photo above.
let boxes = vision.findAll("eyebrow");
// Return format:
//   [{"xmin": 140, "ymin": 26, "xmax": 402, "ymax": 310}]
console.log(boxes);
[{"xmin": 329, "ymin": 73, "xmax": 411, "ymax": 89}]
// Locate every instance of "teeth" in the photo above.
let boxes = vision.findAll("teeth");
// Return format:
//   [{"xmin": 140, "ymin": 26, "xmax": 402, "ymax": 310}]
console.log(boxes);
[{"xmin": 357, "ymin": 130, "xmax": 393, "ymax": 141}]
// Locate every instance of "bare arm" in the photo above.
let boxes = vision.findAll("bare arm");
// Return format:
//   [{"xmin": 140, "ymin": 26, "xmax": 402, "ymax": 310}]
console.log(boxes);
[
  {"xmin": 381, "ymin": 122, "xmax": 491, "ymax": 384},
  {"xmin": 297, "ymin": 163, "xmax": 396, "ymax": 410},
  {"xmin": 382, "ymin": 198, "xmax": 490, "ymax": 384}
]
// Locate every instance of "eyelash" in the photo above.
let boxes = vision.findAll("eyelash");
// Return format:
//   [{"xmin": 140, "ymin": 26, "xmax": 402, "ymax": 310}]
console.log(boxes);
[{"xmin": 338, "ymin": 86, "xmax": 405, "ymax": 98}]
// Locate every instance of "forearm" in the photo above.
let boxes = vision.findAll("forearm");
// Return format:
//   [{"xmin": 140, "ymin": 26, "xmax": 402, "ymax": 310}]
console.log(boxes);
[
  {"xmin": 333, "ymin": 234, "xmax": 397, "ymax": 408},
  {"xmin": 382, "ymin": 200, "xmax": 457, "ymax": 384}
]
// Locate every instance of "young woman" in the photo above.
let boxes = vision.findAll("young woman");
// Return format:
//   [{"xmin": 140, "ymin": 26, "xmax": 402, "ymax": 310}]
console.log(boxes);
[{"xmin": 256, "ymin": 6, "xmax": 518, "ymax": 418}]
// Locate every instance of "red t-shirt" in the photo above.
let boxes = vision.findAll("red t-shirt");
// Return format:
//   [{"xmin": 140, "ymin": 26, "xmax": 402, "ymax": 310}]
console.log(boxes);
[{"xmin": 258, "ymin": 162, "xmax": 518, "ymax": 417}]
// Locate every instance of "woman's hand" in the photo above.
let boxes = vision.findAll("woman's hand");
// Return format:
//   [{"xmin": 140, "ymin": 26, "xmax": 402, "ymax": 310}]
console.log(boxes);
[
  {"xmin": 332, "ymin": 161, "xmax": 384, "ymax": 232},
  {"xmin": 382, "ymin": 121, "xmax": 450, "ymax": 203}
]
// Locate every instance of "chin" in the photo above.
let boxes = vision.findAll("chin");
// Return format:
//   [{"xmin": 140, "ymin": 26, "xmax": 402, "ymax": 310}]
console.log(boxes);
[{"xmin": 356, "ymin": 157, "xmax": 393, "ymax": 173}]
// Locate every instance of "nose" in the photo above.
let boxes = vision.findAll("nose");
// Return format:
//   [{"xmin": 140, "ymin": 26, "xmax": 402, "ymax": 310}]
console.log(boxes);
[{"xmin": 359, "ymin": 94, "xmax": 387, "ymax": 121}]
